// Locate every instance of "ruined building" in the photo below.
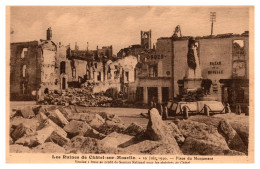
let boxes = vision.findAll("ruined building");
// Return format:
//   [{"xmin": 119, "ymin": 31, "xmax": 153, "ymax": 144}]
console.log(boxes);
[
  {"xmin": 117, "ymin": 30, "xmax": 154, "ymax": 60},
  {"xmin": 130, "ymin": 36, "xmax": 173, "ymax": 104},
  {"xmin": 174, "ymin": 32, "xmax": 249, "ymax": 109},
  {"xmin": 10, "ymin": 28, "xmax": 67, "ymax": 100},
  {"xmin": 10, "ymin": 27, "xmax": 135, "ymax": 101},
  {"xmin": 141, "ymin": 30, "xmax": 152, "ymax": 49},
  {"xmin": 68, "ymin": 43, "xmax": 113, "ymax": 61},
  {"xmin": 130, "ymin": 30, "xmax": 249, "ymax": 111},
  {"xmin": 10, "ymin": 28, "xmax": 91, "ymax": 100}
]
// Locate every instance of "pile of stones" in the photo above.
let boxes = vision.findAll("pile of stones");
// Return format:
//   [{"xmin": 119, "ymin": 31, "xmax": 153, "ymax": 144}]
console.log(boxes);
[
  {"xmin": 39, "ymin": 84, "xmax": 113, "ymax": 107},
  {"xmin": 9, "ymin": 105, "xmax": 147, "ymax": 154},
  {"xmin": 9, "ymin": 106, "xmax": 248, "ymax": 155}
]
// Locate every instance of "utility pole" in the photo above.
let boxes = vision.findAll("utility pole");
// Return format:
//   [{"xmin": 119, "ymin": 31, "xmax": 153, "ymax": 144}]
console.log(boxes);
[{"xmin": 210, "ymin": 12, "xmax": 216, "ymax": 36}]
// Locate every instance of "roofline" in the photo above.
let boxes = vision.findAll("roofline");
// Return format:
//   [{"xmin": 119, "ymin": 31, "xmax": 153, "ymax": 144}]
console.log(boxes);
[
  {"xmin": 158, "ymin": 31, "xmax": 249, "ymax": 41},
  {"xmin": 10, "ymin": 40, "xmax": 39, "ymax": 45}
]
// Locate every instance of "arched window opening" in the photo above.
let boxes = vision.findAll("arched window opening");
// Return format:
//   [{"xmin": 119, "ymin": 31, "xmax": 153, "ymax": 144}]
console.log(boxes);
[{"xmin": 21, "ymin": 48, "xmax": 28, "ymax": 59}]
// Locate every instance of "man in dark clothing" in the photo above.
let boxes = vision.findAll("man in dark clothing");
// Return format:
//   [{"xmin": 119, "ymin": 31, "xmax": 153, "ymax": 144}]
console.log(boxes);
[{"xmin": 201, "ymin": 79, "xmax": 212, "ymax": 95}]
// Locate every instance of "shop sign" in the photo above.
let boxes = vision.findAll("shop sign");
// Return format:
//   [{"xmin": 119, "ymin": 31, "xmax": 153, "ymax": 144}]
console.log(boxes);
[
  {"xmin": 147, "ymin": 54, "xmax": 164, "ymax": 60},
  {"xmin": 208, "ymin": 61, "xmax": 224, "ymax": 75}
]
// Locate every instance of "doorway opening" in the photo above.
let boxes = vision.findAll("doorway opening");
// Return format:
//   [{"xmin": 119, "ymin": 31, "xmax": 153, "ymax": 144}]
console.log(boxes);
[{"xmin": 148, "ymin": 87, "xmax": 158, "ymax": 103}]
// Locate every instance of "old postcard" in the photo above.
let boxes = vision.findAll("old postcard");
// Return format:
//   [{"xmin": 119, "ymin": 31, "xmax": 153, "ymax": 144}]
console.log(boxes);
[{"xmin": 6, "ymin": 6, "xmax": 254, "ymax": 163}]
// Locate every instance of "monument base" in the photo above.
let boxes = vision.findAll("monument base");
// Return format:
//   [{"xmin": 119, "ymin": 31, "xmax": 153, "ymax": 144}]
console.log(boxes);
[
  {"xmin": 183, "ymin": 78, "xmax": 202, "ymax": 90},
  {"xmin": 197, "ymin": 96, "xmax": 218, "ymax": 101}
]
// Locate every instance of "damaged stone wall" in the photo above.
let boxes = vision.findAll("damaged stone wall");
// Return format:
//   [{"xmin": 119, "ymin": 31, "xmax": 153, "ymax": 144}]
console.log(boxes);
[
  {"xmin": 155, "ymin": 38, "xmax": 172, "ymax": 77},
  {"xmin": 91, "ymin": 56, "xmax": 137, "ymax": 94},
  {"xmin": 39, "ymin": 40, "xmax": 59, "ymax": 97},
  {"xmin": 55, "ymin": 43, "xmax": 68, "ymax": 90},
  {"xmin": 10, "ymin": 41, "xmax": 42, "ymax": 100},
  {"xmin": 72, "ymin": 59, "xmax": 88, "ymax": 82}
]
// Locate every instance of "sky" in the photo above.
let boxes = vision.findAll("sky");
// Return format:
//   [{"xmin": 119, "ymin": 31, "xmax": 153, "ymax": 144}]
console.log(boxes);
[{"xmin": 9, "ymin": 6, "xmax": 250, "ymax": 54}]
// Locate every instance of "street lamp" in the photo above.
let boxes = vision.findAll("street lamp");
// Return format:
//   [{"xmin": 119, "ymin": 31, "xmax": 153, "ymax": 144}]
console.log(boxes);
[{"xmin": 210, "ymin": 12, "xmax": 216, "ymax": 36}]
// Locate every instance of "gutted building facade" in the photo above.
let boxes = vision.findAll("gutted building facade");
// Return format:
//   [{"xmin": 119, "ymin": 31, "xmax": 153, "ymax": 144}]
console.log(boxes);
[
  {"xmin": 10, "ymin": 28, "xmax": 69, "ymax": 100},
  {"xmin": 133, "ymin": 37, "xmax": 173, "ymax": 104},
  {"xmin": 131, "ymin": 31, "xmax": 249, "ymax": 108},
  {"xmin": 173, "ymin": 33, "xmax": 249, "ymax": 109},
  {"xmin": 10, "ymin": 41, "xmax": 41, "ymax": 100},
  {"xmin": 10, "ymin": 28, "xmax": 83, "ymax": 100}
]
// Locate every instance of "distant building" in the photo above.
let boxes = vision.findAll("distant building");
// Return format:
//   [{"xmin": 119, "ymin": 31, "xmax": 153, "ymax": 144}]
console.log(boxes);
[
  {"xmin": 141, "ymin": 30, "xmax": 152, "ymax": 49},
  {"xmin": 84, "ymin": 56, "xmax": 137, "ymax": 94},
  {"xmin": 68, "ymin": 44, "xmax": 113, "ymax": 61},
  {"xmin": 117, "ymin": 45, "xmax": 141, "ymax": 59},
  {"xmin": 117, "ymin": 30, "xmax": 155, "ymax": 60},
  {"xmin": 130, "ymin": 31, "xmax": 249, "ymax": 109}
]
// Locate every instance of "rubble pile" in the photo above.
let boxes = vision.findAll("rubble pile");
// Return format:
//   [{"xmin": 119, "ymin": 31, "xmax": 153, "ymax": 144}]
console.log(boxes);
[
  {"xmin": 39, "ymin": 83, "xmax": 113, "ymax": 107},
  {"xmin": 9, "ymin": 105, "xmax": 152, "ymax": 154},
  {"xmin": 9, "ymin": 105, "xmax": 248, "ymax": 155}
]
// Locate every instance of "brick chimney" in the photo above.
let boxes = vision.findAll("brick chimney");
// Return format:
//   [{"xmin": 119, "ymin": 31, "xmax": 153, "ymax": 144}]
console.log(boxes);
[{"xmin": 47, "ymin": 27, "xmax": 52, "ymax": 40}]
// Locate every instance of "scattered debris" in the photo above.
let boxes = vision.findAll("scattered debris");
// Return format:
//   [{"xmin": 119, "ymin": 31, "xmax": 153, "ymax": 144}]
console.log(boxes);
[
  {"xmin": 9, "ymin": 105, "xmax": 249, "ymax": 155},
  {"xmin": 97, "ymin": 120, "xmax": 126, "ymax": 135},
  {"xmin": 123, "ymin": 122, "xmax": 145, "ymax": 136},
  {"xmin": 18, "ymin": 106, "xmax": 35, "ymax": 118},
  {"xmin": 63, "ymin": 120, "xmax": 92, "ymax": 138},
  {"xmin": 100, "ymin": 132, "xmax": 134, "ymax": 149},
  {"xmin": 47, "ymin": 109, "xmax": 69, "ymax": 127},
  {"xmin": 38, "ymin": 84, "xmax": 113, "ymax": 107},
  {"xmin": 11, "ymin": 123, "xmax": 36, "ymax": 141},
  {"xmin": 218, "ymin": 120, "xmax": 247, "ymax": 154}
]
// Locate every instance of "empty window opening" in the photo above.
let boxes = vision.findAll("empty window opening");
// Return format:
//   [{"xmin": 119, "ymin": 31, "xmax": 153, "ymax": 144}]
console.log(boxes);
[
  {"xmin": 60, "ymin": 61, "xmax": 66, "ymax": 74},
  {"xmin": 97, "ymin": 72, "xmax": 101, "ymax": 81},
  {"xmin": 22, "ymin": 65, "xmax": 27, "ymax": 78},
  {"xmin": 125, "ymin": 71, "xmax": 129, "ymax": 81},
  {"xmin": 136, "ymin": 87, "xmax": 144, "ymax": 101},
  {"xmin": 21, "ymin": 48, "xmax": 28, "ymax": 58},
  {"xmin": 148, "ymin": 64, "xmax": 158, "ymax": 77},
  {"xmin": 72, "ymin": 68, "xmax": 76, "ymax": 78}
]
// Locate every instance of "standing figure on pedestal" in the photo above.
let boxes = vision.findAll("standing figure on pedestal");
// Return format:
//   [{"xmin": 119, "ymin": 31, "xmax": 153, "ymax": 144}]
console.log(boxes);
[{"xmin": 185, "ymin": 37, "xmax": 202, "ymax": 79}]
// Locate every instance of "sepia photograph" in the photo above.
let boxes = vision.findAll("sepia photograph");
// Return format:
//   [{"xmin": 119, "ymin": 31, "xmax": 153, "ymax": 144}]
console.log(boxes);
[{"xmin": 5, "ymin": 5, "xmax": 254, "ymax": 163}]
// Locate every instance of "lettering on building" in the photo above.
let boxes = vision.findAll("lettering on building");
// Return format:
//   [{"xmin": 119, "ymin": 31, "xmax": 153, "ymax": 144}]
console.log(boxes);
[
  {"xmin": 208, "ymin": 61, "xmax": 223, "ymax": 75},
  {"xmin": 147, "ymin": 54, "xmax": 164, "ymax": 60}
]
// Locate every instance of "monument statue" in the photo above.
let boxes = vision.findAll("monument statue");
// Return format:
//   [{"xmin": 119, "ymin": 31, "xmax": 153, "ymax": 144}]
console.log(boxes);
[
  {"xmin": 185, "ymin": 37, "xmax": 202, "ymax": 79},
  {"xmin": 178, "ymin": 37, "xmax": 218, "ymax": 101}
]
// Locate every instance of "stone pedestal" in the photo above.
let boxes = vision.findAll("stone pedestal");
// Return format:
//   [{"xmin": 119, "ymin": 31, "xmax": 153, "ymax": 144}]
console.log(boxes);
[
  {"xmin": 198, "ymin": 96, "xmax": 217, "ymax": 101},
  {"xmin": 183, "ymin": 78, "xmax": 202, "ymax": 90}
]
